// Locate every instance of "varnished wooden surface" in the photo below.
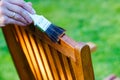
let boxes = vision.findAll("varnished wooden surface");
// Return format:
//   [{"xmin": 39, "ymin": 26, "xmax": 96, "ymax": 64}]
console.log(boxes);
[{"xmin": 2, "ymin": 24, "xmax": 94, "ymax": 80}]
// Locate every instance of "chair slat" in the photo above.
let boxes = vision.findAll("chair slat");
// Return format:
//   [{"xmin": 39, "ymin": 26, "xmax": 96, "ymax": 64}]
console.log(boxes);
[
  {"xmin": 61, "ymin": 54, "xmax": 73, "ymax": 80},
  {"xmin": 14, "ymin": 26, "xmax": 37, "ymax": 79},
  {"xmin": 43, "ymin": 43, "xmax": 60, "ymax": 80},
  {"xmin": 36, "ymin": 39, "xmax": 54, "ymax": 80},
  {"xmin": 51, "ymin": 48, "xmax": 67, "ymax": 80},
  {"xmin": 16, "ymin": 26, "xmax": 42, "ymax": 80},
  {"xmin": 28, "ymin": 33, "xmax": 48, "ymax": 80}
]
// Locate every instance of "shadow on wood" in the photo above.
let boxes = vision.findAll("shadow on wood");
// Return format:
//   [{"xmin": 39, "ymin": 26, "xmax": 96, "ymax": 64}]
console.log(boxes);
[{"xmin": 2, "ymin": 24, "xmax": 95, "ymax": 80}]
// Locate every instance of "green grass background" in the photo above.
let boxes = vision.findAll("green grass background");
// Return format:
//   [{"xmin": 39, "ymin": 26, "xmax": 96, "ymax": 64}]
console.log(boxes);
[{"xmin": 0, "ymin": 0, "xmax": 120, "ymax": 80}]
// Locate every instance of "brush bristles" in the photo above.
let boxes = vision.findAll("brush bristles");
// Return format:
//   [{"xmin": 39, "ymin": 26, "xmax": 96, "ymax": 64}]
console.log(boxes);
[{"xmin": 45, "ymin": 24, "xmax": 65, "ymax": 42}]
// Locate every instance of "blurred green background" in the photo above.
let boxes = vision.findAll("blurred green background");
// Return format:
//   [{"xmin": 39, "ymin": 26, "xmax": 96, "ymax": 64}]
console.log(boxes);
[{"xmin": 0, "ymin": 0, "xmax": 120, "ymax": 80}]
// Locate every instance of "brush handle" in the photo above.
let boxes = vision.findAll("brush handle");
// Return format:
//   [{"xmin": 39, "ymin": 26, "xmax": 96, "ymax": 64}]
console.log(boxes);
[{"xmin": 28, "ymin": 12, "xmax": 51, "ymax": 31}]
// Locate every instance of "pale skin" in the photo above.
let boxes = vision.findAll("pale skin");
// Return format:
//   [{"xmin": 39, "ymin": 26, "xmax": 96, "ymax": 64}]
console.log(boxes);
[{"xmin": 0, "ymin": 0, "xmax": 35, "ymax": 27}]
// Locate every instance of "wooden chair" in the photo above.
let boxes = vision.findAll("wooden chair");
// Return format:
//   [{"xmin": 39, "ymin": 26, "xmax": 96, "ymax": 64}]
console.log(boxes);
[{"xmin": 2, "ymin": 24, "xmax": 95, "ymax": 80}]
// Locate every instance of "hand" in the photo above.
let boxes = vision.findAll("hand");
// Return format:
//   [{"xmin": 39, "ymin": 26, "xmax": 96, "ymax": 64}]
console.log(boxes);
[{"xmin": 0, "ymin": 0, "xmax": 35, "ymax": 27}]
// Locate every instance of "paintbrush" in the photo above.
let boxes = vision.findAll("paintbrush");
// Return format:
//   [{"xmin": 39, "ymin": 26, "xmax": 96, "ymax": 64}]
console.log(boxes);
[{"xmin": 27, "ymin": 12, "xmax": 65, "ymax": 42}]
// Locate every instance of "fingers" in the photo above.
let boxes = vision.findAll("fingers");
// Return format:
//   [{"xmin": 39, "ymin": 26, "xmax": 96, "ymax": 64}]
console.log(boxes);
[
  {"xmin": 0, "ymin": 0, "xmax": 35, "ymax": 27},
  {"xmin": 7, "ymin": 0, "xmax": 35, "ymax": 14},
  {"xmin": 4, "ymin": 9, "xmax": 28, "ymax": 24},
  {"xmin": 0, "ymin": 16, "xmax": 26, "ymax": 26},
  {"xmin": 6, "ymin": 1, "xmax": 33, "ymax": 24}
]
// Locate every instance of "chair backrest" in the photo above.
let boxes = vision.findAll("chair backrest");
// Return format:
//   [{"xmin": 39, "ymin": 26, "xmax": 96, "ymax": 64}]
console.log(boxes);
[{"xmin": 2, "ymin": 24, "xmax": 94, "ymax": 80}]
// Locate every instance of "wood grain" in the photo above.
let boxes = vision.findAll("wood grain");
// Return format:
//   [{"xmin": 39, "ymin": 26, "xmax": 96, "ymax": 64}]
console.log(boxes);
[{"xmin": 2, "ymin": 24, "xmax": 94, "ymax": 80}]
